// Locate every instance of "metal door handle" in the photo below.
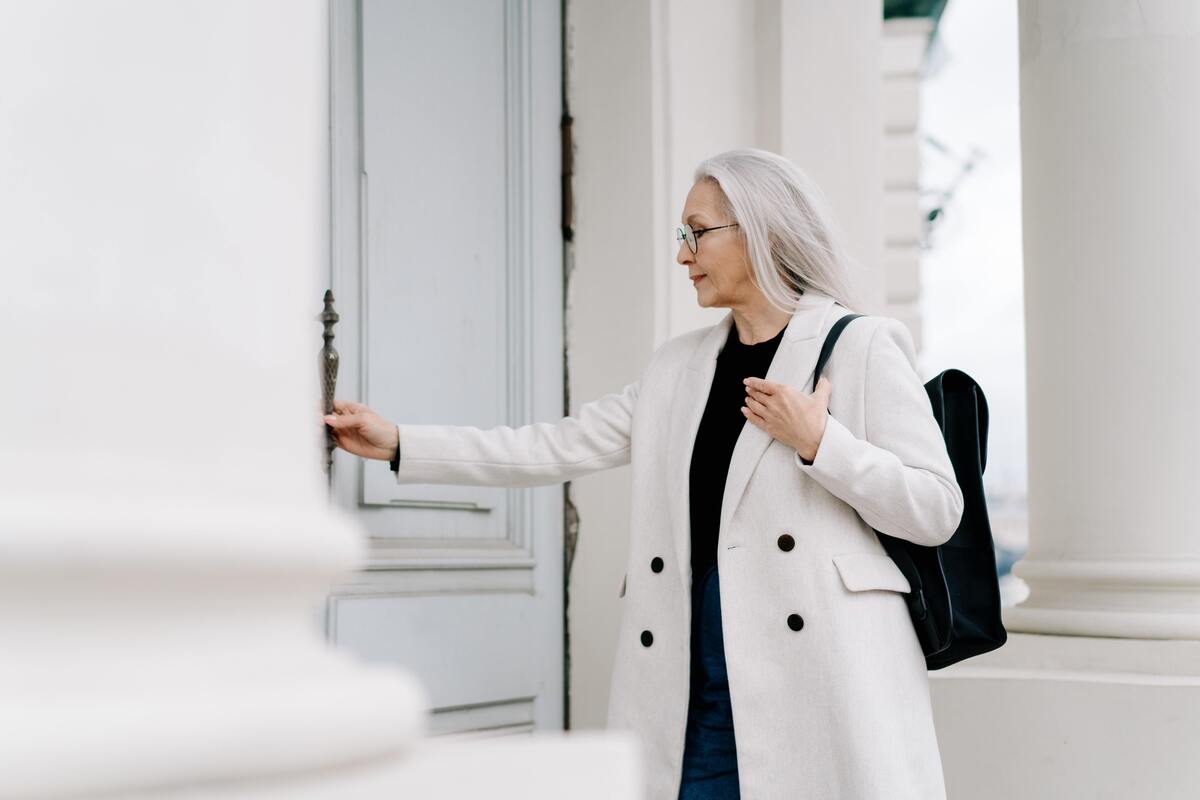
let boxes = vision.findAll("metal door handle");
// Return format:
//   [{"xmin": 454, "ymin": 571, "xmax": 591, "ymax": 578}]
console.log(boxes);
[{"xmin": 318, "ymin": 290, "xmax": 340, "ymax": 477}]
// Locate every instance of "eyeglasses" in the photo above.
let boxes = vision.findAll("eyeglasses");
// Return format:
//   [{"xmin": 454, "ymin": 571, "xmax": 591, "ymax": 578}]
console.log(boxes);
[{"xmin": 675, "ymin": 222, "xmax": 739, "ymax": 255}]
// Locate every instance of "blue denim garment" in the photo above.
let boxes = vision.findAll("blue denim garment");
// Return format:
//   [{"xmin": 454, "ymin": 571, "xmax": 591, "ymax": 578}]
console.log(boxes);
[{"xmin": 678, "ymin": 564, "xmax": 741, "ymax": 800}]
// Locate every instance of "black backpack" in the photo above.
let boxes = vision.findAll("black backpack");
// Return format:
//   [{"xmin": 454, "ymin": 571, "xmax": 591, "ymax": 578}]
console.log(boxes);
[{"xmin": 813, "ymin": 314, "xmax": 1007, "ymax": 669}]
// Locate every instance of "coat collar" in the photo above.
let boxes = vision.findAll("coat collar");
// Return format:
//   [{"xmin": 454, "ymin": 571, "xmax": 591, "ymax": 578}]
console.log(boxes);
[{"xmin": 667, "ymin": 291, "xmax": 839, "ymax": 590}]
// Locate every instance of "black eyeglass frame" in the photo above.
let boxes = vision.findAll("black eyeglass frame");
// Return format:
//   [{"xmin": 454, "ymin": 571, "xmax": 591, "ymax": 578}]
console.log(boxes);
[{"xmin": 676, "ymin": 222, "xmax": 739, "ymax": 254}]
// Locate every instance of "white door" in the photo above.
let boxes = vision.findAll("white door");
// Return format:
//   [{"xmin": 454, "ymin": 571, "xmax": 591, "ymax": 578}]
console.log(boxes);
[{"xmin": 324, "ymin": 0, "xmax": 565, "ymax": 737}]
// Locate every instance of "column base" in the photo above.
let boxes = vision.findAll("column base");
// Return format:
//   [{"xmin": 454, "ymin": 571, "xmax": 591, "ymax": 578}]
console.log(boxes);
[
  {"xmin": 1007, "ymin": 557, "xmax": 1200, "ymax": 638},
  {"xmin": 929, "ymin": 632, "xmax": 1200, "ymax": 800}
]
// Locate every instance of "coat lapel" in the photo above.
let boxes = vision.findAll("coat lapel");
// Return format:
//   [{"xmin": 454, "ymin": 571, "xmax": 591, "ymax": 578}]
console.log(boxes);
[{"xmin": 665, "ymin": 292, "xmax": 838, "ymax": 590}]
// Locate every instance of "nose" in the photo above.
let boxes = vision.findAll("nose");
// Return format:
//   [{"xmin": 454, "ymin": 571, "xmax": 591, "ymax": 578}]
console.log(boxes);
[{"xmin": 676, "ymin": 238, "xmax": 693, "ymax": 266}]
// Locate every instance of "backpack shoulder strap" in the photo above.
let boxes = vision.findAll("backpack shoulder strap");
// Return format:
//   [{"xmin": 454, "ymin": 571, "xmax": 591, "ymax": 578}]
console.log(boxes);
[{"xmin": 811, "ymin": 313, "xmax": 866, "ymax": 390}]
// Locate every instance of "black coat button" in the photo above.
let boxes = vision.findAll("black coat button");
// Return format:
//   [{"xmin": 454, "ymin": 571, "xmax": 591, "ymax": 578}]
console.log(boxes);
[
  {"xmin": 640, "ymin": 630, "xmax": 654, "ymax": 647},
  {"xmin": 777, "ymin": 533, "xmax": 795, "ymax": 552},
  {"xmin": 787, "ymin": 613, "xmax": 804, "ymax": 631},
  {"xmin": 650, "ymin": 556, "xmax": 664, "ymax": 573}
]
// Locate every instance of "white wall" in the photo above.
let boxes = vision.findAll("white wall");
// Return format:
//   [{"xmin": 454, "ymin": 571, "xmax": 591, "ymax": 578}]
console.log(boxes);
[{"xmin": 564, "ymin": 0, "xmax": 663, "ymax": 730}]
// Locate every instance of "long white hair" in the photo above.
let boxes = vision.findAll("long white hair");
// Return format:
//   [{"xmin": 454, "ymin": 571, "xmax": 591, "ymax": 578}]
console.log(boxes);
[{"xmin": 693, "ymin": 148, "xmax": 864, "ymax": 313}]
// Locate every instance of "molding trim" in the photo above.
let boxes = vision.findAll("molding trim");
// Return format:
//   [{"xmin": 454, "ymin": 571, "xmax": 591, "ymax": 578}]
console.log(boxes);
[{"xmin": 1006, "ymin": 557, "xmax": 1200, "ymax": 638}]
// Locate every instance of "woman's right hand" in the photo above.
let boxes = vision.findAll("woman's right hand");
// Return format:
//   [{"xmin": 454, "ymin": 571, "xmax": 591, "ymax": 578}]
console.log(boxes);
[{"xmin": 323, "ymin": 400, "xmax": 399, "ymax": 461}]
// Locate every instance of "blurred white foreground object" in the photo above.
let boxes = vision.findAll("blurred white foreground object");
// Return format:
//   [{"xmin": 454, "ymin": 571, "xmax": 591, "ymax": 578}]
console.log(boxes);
[
  {"xmin": 0, "ymin": 1, "xmax": 639, "ymax": 797},
  {"xmin": 139, "ymin": 733, "xmax": 641, "ymax": 800}
]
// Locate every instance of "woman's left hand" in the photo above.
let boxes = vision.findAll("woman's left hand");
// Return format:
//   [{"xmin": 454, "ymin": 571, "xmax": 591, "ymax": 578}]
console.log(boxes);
[{"xmin": 742, "ymin": 375, "xmax": 832, "ymax": 463}]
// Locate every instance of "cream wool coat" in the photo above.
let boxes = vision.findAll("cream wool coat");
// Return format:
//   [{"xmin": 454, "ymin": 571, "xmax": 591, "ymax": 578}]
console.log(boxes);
[{"xmin": 393, "ymin": 290, "xmax": 964, "ymax": 799}]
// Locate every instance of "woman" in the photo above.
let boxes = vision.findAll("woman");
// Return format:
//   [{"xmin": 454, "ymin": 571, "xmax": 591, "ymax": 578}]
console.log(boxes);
[{"xmin": 324, "ymin": 148, "xmax": 964, "ymax": 800}]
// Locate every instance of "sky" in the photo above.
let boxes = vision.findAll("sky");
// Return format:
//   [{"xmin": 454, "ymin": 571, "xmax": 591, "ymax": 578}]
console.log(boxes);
[{"xmin": 918, "ymin": 0, "xmax": 1027, "ymax": 504}]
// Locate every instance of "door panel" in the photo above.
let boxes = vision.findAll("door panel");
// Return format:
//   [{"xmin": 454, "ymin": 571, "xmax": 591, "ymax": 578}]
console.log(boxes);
[{"xmin": 325, "ymin": 0, "xmax": 563, "ymax": 736}]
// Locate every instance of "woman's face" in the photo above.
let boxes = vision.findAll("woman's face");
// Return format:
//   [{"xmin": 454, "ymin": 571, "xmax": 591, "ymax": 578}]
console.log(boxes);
[{"xmin": 677, "ymin": 179, "xmax": 755, "ymax": 309}]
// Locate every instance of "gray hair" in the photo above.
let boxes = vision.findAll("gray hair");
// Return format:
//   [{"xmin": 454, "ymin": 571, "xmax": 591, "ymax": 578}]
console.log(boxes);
[{"xmin": 693, "ymin": 148, "xmax": 863, "ymax": 313}]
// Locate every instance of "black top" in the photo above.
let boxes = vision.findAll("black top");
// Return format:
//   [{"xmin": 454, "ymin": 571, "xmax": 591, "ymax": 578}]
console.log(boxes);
[{"xmin": 688, "ymin": 318, "xmax": 787, "ymax": 581}]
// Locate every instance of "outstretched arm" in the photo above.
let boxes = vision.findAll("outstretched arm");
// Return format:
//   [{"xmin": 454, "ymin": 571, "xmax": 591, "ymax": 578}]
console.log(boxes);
[{"xmin": 390, "ymin": 379, "xmax": 640, "ymax": 488}]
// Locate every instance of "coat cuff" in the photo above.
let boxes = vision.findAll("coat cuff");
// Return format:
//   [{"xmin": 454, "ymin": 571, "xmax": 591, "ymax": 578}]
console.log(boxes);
[
  {"xmin": 391, "ymin": 423, "xmax": 448, "ymax": 484},
  {"xmin": 792, "ymin": 412, "xmax": 858, "ymax": 492},
  {"xmin": 388, "ymin": 425, "xmax": 401, "ymax": 473}
]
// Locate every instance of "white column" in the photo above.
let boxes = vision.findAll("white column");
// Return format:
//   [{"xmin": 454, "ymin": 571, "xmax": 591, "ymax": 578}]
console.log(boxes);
[
  {"xmin": 0, "ymin": 2, "xmax": 429, "ymax": 796},
  {"xmin": 0, "ymin": 2, "xmax": 645, "ymax": 795},
  {"xmin": 0, "ymin": 2, "xmax": 643, "ymax": 797},
  {"xmin": 776, "ymin": 0, "xmax": 886, "ymax": 312},
  {"xmin": 929, "ymin": 3, "xmax": 1200, "ymax": 798},
  {"xmin": 565, "ymin": 0, "xmax": 663, "ymax": 731},
  {"xmin": 881, "ymin": 17, "xmax": 934, "ymax": 351},
  {"xmin": 1008, "ymin": 0, "xmax": 1200, "ymax": 639}
]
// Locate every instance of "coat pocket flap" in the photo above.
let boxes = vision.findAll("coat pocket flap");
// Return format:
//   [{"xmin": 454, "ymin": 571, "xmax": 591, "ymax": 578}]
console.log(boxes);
[{"xmin": 832, "ymin": 552, "xmax": 911, "ymax": 593}]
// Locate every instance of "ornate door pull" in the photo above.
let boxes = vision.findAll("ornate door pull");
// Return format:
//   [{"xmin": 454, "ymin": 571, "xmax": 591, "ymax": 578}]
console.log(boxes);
[{"xmin": 319, "ymin": 290, "xmax": 339, "ymax": 477}]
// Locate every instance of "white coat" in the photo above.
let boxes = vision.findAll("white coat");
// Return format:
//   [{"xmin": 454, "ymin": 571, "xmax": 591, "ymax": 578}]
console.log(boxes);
[{"xmin": 393, "ymin": 290, "xmax": 965, "ymax": 799}]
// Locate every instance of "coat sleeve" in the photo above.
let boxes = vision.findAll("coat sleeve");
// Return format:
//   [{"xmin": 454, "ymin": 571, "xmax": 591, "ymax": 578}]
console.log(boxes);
[
  {"xmin": 392, "ymin": 376, "xmax": 642, "ymax": 489},
  {"xmin": 792, "ymin": 317, "xmax": 965, "ymax": 547}
]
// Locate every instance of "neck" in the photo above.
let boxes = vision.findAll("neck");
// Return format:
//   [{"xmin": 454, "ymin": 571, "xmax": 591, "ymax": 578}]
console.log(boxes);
[{"xmin": 729, "ymin": 299, "xmax": 792, "ymax": 345}]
